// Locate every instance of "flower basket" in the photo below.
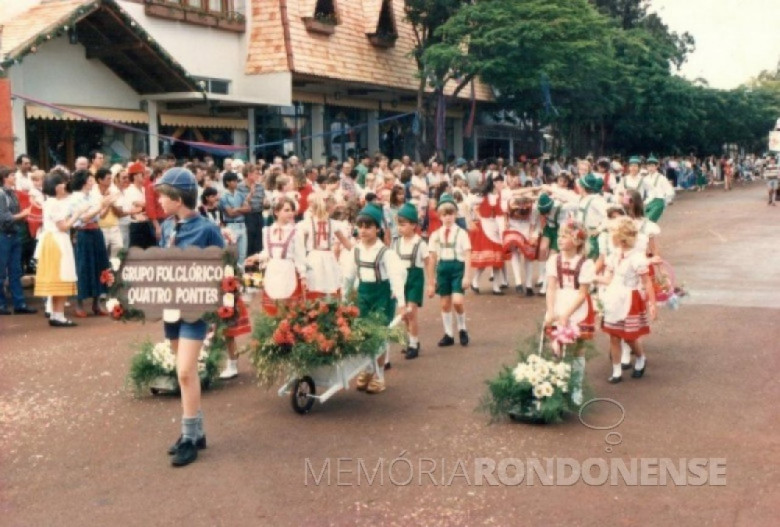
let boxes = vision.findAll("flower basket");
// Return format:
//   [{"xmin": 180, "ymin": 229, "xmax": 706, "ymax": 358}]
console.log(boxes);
[
  {"xmin": 127, "ymin": 338, "xmax": 221, "ymax": 395},
  {"xmin": 367, "ymin": 32, "xmax": 398, "ymax": 48},
  {"xmin": 248, "ymin": 298, "xmax": 402, "ymax": 387},
  {"xmin": 481, "ymin": 333, "xmax": 592, "ymax": 424}
]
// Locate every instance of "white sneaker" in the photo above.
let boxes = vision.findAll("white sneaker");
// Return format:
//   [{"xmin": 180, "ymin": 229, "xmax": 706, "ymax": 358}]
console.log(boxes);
[{"xmin": 219, "ymin": 361, "xmax": 238, "ymax": 379}]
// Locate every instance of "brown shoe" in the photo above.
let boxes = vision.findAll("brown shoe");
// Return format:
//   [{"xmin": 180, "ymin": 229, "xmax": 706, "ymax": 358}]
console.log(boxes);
[
  {"xmin": 366, "ymin": 378, "xmax": 386, "ymax": 394},
  {"xmin": 355, "ymin": 372, "xmax": 372, "ymax": 391}
]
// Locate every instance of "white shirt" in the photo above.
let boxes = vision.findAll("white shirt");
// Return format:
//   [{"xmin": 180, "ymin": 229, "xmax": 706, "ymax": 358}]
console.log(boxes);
[
  {"xmin": 14, "ymin": 171, "xmax": 32, "ymax": 192},
  {"xmin": 576, "ymin": 194, "xmax": 608, "ymax": 233},
  {"xmin": 644, "ymin": 171, "xmax": 675, "ymax": 205},
  {"xmin": 297, "ymin": 217, "xmax": 349, "ymax": 251},
  {"xmin": 124, "ymin": 184, "xmax": 146, "ymax": 222},
  {"xmin": 429, "ymin": 224, "xmax": 471, "ymax": 262},
  {"xmin": 261, "ymin": 222, "xmax": 307, "ymax": 276},
  {"xmin": 341, "ymin": 240, "xmax": 407, "ymax": 307},
  {"xmin": 391, "ymin": 235, "xmax": 429, "ymax": 269}
]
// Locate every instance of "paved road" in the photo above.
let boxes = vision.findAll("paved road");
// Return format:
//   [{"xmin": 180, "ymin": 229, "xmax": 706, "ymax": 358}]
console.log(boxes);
[{"xmin": 1, "ymin": 184, "xmax": 779, "ymax": 526}]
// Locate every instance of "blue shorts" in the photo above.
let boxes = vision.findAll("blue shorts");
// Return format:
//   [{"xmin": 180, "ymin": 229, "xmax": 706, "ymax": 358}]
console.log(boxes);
[{"xmin": 164, "ymin": 319, "xmax": 208, "ymax": 341}]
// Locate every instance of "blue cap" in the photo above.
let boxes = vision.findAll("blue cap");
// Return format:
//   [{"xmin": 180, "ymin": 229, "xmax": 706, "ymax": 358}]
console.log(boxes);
[
  {"xmin": 155, "ymin": 167, "xmax": 197, "ymax": 192},
  {"xmin": 455, "ymin": 157, "xmax": 467, "ymax": 167}
]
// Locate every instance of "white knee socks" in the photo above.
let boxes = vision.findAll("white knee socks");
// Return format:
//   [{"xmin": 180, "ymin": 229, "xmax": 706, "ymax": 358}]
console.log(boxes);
[{"xmin": 442, "ymin": 311, "xmax": 454, "ymax": 336}]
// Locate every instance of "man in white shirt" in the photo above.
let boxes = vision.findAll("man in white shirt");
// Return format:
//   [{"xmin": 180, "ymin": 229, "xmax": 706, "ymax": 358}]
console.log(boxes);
[{"xmin": 14, "ymin": 154, "xmax": 32, "ymax": 192}]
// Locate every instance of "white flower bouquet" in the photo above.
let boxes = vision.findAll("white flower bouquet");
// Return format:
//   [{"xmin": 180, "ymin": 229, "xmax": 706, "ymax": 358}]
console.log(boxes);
[
  {"xmin": 127, "ymin": 338, "xmax": 222, "ymax": 395},
  {"xmin": 482, "ymin": 352, "xmax": 581, "ymax": 424}
]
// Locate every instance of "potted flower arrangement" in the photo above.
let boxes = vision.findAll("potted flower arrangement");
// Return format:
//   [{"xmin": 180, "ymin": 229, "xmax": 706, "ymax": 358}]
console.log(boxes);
[
  {"xmin": 248, "ymin": 298, "xmax": 401, "ymax": 387},
  {"xmin": 127, "ymin": 337, "xmax": 222, "ymax": 395},
  {"xmin": 481, "ymin": 334, "xmax": 590, "ymax": 424}
]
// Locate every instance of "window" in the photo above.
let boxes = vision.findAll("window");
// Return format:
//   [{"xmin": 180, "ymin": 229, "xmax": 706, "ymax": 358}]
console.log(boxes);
[
  {"xmin": 314, "ymin": 0, "xmax": 338, "ymax": 24},
  {"xmin": 193, "ymin": 77, "xmax": 231, "ymax": 95},
  {"xmin": 376, "ymin": 0, "xmax": 396, "ymax": 37}
]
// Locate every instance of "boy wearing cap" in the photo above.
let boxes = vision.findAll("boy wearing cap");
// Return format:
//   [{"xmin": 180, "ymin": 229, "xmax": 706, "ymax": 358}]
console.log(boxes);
[
  {"xmin": 428, "ymin": 194, "xmax": 472, "ymax": 347},
  {"xmin": 575, "ymin": 173, "xmax": 608, "ymax": 260},
  {"xmin": 155, "ymin": 167, "xmax": 225, "ymax": 467},
  {"xmin": 342, "ymin": 203, "xmax": 407, "ymax": 393},
  {"xmin": 391, "ymin": 203, "xmax": 434, "ymax": 359},
  {"xmin": 643, "ymin": 155, "xmax": 674, "ymax": 222},
  {"xmin": 615, "ymin": 157, "xmax": 648, "ymax": 205}
]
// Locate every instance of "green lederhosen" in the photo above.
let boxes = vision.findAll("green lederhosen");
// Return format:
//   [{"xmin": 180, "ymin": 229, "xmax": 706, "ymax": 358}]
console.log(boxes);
[
  {"xmin": 645, "ymin": 198, "xmax": 665, "ymax": 223},
  {"xmin": 587, "ymin": 235, "xmax": 599, "ymax": 260},
  {"xmin": 645, "ymin": 174, "xmax": 666, "ymax": 222},
  {"xmin": 435, "ymin": 229, "xmax": 465, "ymax": 296},
  {"xmin": 393, "ymin": 238, "xmax": 424, "ymax": 306},
  {"xmin": 355, "ymin": 247, "xmax": 395, "ymax": 325},
  {"xmin": 542, "ymin": 205, "xmax": 561, "ymax": 252}
]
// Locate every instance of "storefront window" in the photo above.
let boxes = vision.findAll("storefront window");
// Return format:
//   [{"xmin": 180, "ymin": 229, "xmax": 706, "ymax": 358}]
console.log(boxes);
[
  {"xmin": 254, "ymin": 103, "xmax": 312, "ymax": 161},
  {"xmin": 324, "ymin": 106, "xmax": 368, "ymax": 162},
  {"xmin": 378, "ymin": 111, "xmax": 416, "ymax": 161}
]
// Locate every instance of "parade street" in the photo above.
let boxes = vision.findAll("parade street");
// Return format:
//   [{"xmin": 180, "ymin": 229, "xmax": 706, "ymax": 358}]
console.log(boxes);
[{"xmin": 1, "ymin": 184, "xmax": 778, "ymax": 526}]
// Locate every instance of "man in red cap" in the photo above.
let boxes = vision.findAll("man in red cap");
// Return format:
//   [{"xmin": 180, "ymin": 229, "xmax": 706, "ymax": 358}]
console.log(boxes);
[{"xmin": 125, "ymin": 160, "xmax": 156, "ymax": 248}]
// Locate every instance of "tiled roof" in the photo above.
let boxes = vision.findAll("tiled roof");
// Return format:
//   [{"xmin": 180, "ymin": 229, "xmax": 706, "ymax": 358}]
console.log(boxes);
[
  {"xmin": 0, "ymin": 0, "xmax": 89, "ymax": 61},
  {"xmin": 246, "ymin": 0, "xmax": 493, "ymax": 102}
]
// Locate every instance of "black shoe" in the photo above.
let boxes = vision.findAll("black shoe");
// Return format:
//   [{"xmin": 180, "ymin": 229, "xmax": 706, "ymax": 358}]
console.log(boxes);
[
  {"xmin": 438, "ymin": 334, "xmax": 455, "ymax": 347},
  {"xmin": 171, "ymin": 438, "xmax": 199, "ymax": 467},
  {"xmin": 0, "ymin": 308, "xmax": 11, "ymax": 316},
  {"xmin": 459, "ymin": 330, "xmax": 469, "ymax": 346},
  {"xmin": 470, "ymin": 285, "xmax": 480, "ymax": 294},
  {"xmin": 14, "ymin": 305, "xmax": 38, "ymax": 315},
  {"xmin": 384, "ymin": 361, "xmax": 392, "ymax": 370},
  {"xmin": 631, "ymin": 365, "xmax": 646, "ymax": 378},
  {"xmin": 44, "ymin": 312, "xmax": 51, "ymax": 319},
  {"xmin": 607, "ymin": 375, "xmax": 622, "ymax": 384},
  {"xmin": 168, "ymin": 434, "xmax": 207, "ymax": 456},
  {"xmin": 500, "ymin": 284, "xmax": 509, "ymax": 289},
  {"xmin": 525, "ymin": 287, "xmax": 535, "ymax": 297},
  {"xmin": 492, "ymin": 290, "xmax": 504, "ymax": 296},
  {"xmin": 405, "ymin": 345, "xmax": 419, "ymax": 359},
  {"xmin": 49, "ymin": 319, "xmax": 77, "ymax": 327},
  {"xmin": 621, "ymin": 362, "xmax": 632, "ymax": 370},
  {"xmin": 515, "ymin": 285, "xmax": 524, "ymax": 294}
]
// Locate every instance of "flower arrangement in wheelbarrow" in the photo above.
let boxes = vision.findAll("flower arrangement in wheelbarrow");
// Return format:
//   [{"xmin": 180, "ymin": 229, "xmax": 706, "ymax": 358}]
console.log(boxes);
[
  {"xmin": 127, "ymin": 337, "xmax": 222, "ymax": 395},
  {"xmin": 248, "ymin": 298, "xmax": 402, "ymax": 387},
  {"xmin": 480, "ymin": 333, "xmax": 592, "ymax": 424}
]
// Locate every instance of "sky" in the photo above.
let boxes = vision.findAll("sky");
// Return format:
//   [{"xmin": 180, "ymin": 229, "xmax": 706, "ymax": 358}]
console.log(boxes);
[{"xmin": 648, "ymin": 0, "xmax": 780, "ymax": 89}]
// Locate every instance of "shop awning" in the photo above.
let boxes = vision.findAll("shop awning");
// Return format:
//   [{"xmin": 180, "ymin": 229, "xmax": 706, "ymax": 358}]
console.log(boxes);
[
  {"xmin": 160, "ymin": 114, "xmax": 248, "ymax": 130},
  {"xmin": 25, "ymin": 104, "xmax": 149, "ymax": 124}
]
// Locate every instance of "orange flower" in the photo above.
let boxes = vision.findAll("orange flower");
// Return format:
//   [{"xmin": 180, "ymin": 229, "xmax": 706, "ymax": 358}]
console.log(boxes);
[
  {"xmin": 345, "ymin": 305, "xmax": 359, "ymax": 317},
  {"xmin": 319, "ymin": 302, "xmax": 330, "ymax": 315},
  {"xmin": 111, "ymin": 305, "xmax": 124, "ymax": 319},
  {"xmin": 100, "ymin": 269, "xmax": 114, "ymax": 286},
  {"xmin": 307, "ymin": 309, "xmax": 319, "ymax": 320},
  {"xmin": 339, "ymin": 324, "xmax": 351, "ymax": 339}
]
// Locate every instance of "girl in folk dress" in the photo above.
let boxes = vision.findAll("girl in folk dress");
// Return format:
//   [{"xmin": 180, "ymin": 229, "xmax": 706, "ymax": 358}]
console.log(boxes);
[
  {"xmin": 392, "ymin": 203, "xmax": 434, "ymax": 359},
  {"xmin": 297, "ymin": 193, "xmax": 352, "ymax": 300},
  {"xmin": 245, "ymin": 198, "xmax": 306, "ymax": 316},
  {"xmin": 35, "ymin": 171, "xmax": 82, "ymax": 327},
  {"xmin": 502, "ymin": 196, "xmax": 540, "ymax": 296},
  {"xmin": 468, "ymin": 176, "xmax": 506, "ymax": 294},
  {"xmin": 341, "ymin": 203, "xmax": 407, "ymax": 394},
  {"xmin": 596, "ymin": 217, "xmax": 657, "ymax": 383},
  {"xmin": 544, "ymin": 220, "xmax": 596, "ymax": 405}
]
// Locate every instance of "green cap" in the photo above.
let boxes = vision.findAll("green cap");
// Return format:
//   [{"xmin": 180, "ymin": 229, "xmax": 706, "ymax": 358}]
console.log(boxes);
[
  {"xmin": 397, "ymin": 202, "xmax": 419, "ymax": 223},
  {"xmin": 537, "ymin": 193, "xmax": 554, "ymax": 214},
  {"xmin": 647, "ymin": 154, "xmax": 659, "ymax": 164},
  {"xmin": 578, "ymin": 173, "xmax": 603, "ymax": 193},
  {"xmin": 436, "ymin": 193, "xmax": 457, "ymax": 210},
  {"xmin": 628, "ymin": 156, "xmax": 641, "ymax": 165},
  {"xmin": 356, "ymin": 203, "xmax": 384, "ymax": 228}
]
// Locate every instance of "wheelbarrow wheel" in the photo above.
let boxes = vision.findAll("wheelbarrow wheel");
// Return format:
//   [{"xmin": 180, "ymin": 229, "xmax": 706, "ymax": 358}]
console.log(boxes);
[{"xmin": 291, "ymin": 376, "xmax": 315, "ymax": 414}]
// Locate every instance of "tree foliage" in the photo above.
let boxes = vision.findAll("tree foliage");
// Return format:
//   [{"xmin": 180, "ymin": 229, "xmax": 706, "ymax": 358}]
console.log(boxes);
[{"xmin": 409, "ymin": 0, "xmax": 779, "ymax": 157}]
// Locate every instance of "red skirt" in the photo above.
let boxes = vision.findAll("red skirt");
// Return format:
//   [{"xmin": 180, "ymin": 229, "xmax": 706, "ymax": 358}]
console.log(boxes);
[
  {"xmin": 601, "ymin": 290, "xmax": 650, "ymax": 340},
  {"xmin": 502, "ymin": 230, "xmax": 538, "ymax": 260},
  {"xmin": 304, "ymin": 289, "xmax": 340, "ymax": 301},
  {"xmin": 224, "ymin": 297, "xmax": 251, "ymax": 338},
  {"xmin": 470, "ymin": 222, "xmax": 505, "ymax": 269},
  {"xmin": 261, "ymin": 278, "xmax": 303, "ymax": 316}
]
